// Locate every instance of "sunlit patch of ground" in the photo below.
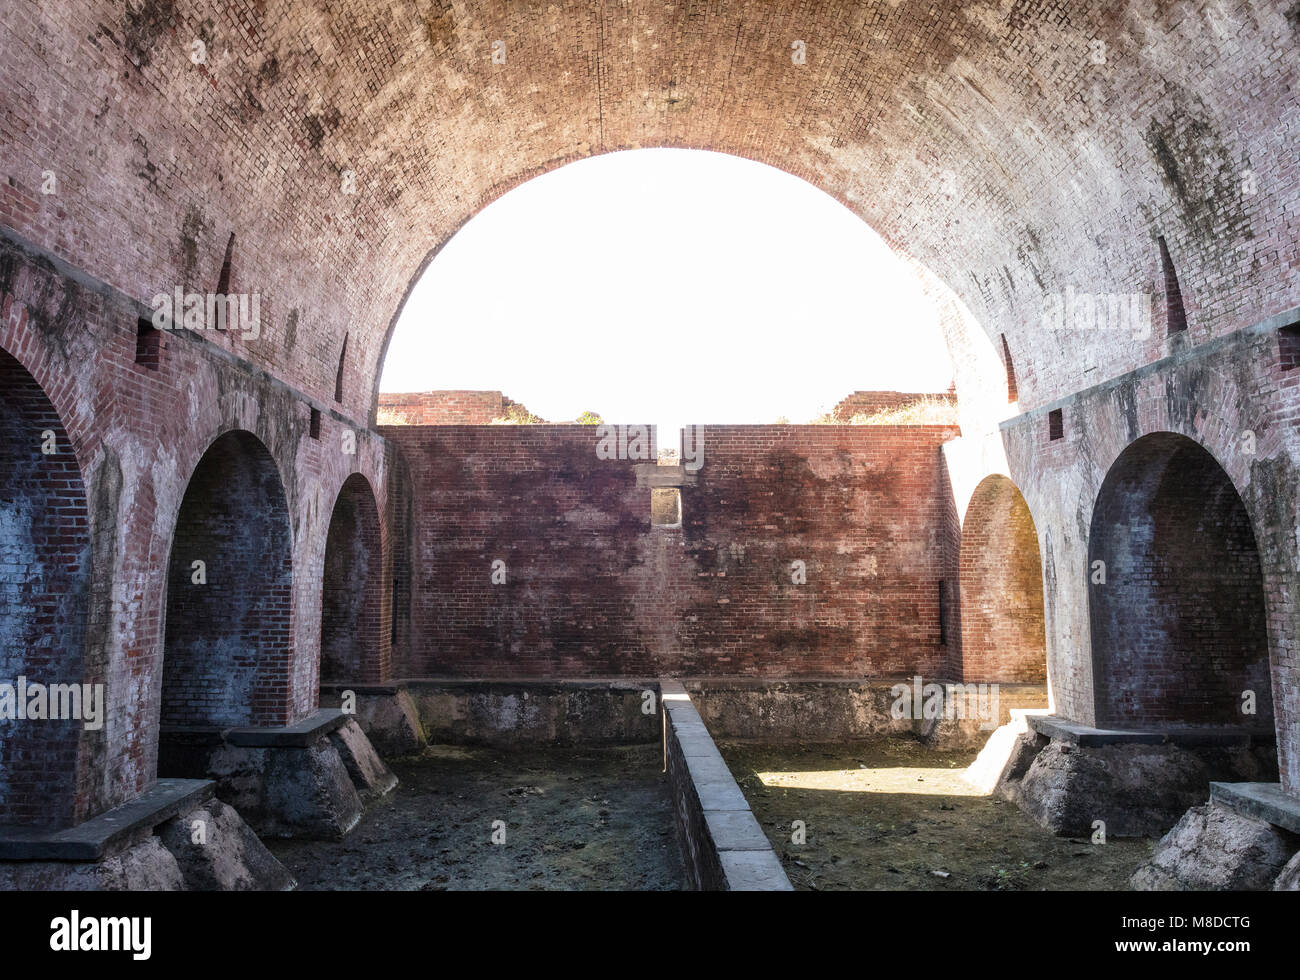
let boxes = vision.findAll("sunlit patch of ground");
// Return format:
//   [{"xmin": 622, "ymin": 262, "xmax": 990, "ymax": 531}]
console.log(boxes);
[
  {"xmin": 755, "ymin": 765, "xmax": 985, "ymax": 796},
  {"xmin": 267, "ymin": 743, "xmax": 683, "ymax": 891},
  {"xmin": 721, "ymin": 738, "xmax": 1155, "ymax": 891}
]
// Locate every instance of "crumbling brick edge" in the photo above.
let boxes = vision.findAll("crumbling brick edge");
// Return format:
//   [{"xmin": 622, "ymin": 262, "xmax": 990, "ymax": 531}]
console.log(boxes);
[{"xmin": 659, "ymin": 678, "xmax": 793, "ymax": 891}]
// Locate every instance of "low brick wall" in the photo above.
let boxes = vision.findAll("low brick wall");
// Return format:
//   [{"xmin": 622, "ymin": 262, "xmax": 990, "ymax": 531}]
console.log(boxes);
[{"xmin": 660, "ymin": 679, "xmax": 792, "ymax": 891}]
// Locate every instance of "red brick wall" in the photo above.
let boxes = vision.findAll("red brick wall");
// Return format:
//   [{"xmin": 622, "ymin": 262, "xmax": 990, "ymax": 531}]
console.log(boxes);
[
  {"xmin": 959, "ymin": 475, "xmax": 1047, "ymax": 683},
  {"xmin": 0, "ymin": 347, "xmax": 91, "ymax": 827},
  {"xmin": 162, "ymin": 430, "xmax": 294, "ymax": 729},
  {"xmin": 830, "ymin": 391, "xmax": 957, "ymax": 421},
  {"xmin": 382, "ymin": 423, "xmax": 963, "ymax": 680},
  {"xmin": 1087, "ymin": 433, "xmax": 1270, "ymax": 728},
  {"xmin": 378, "ymin": 391, "xmax": 507, "ymax": 425},
  {"xmin": 321, "ymin": 472, "xmax": 387, "ymax": 684},
  {"xmin": 0, "ymin": 230, "xmax": 392, "ymax": 824}
]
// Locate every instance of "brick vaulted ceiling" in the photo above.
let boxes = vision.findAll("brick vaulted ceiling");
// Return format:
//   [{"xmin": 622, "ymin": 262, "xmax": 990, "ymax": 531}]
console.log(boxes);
[{"xmin": 3, "ymin": 1, "xmax": 1297, "ymax": 420}]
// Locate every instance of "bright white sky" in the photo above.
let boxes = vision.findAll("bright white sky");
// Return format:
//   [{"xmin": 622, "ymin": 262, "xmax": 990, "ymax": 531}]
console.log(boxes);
[{"xmin": 380, "ymin": 148, "xmax": 955, "ymax": 437}]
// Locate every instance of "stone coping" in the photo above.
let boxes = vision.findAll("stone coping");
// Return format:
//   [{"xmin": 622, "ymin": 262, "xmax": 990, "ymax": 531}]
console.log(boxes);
[
  {"xmin": 161, "ymin": 707, "xmax": 351, "ymax": 748},
  {"xmin": 660, "ymin": 678, "xmax": 793, "ymax": 891},
  {"xmin": 1210, "ymin": 782, "xmax": 1300, "ymax": 835},
  {"xmin": 1027, "ymin": 714, "xmax": 1270, "ymax": 747},
  {"xmin": 0, "ymin": 779, "xmax": 213, "ymax": 862},
  {"xmin": 334, "ymin": 676, "xmax": 1050, "ymax": 692}
]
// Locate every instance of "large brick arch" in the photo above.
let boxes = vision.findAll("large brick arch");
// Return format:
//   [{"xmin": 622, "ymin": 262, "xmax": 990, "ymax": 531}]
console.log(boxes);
[
  {"xmin": 161, "ymin": 430, "xmax": 294, "ymax": 731},
  {"xmin": 1087, "ymin": 432, "xmax": 1272, "ymax": 730},
  {"xmin": 2, "ymin": 2, "xmax": 1295, "ymax": 420},
  {"xmin": 0, "ymin": 346, "xmax": 92, "ymax": 828},
  {"xmin": 959, "ymin": 474, "xmax": 1047, "ymax": 684},
  {"xmin": 320, "ymin": 472, "xmax": 386, "ymax": 685}
]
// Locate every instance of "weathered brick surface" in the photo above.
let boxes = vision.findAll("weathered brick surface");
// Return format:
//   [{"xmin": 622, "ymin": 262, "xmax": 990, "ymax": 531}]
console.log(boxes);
[
  {"xmin": 320, "ymin": 473, "xmax": 388, "ymax": 685},
  {"xmin": 959, "ymin": 474, "xmax": 1047, "ymax": 683},
  {"xmin": 378, "ymin": 391, "xmax": 514, "ymax": 425},
  {"xmin": 2, "ymin": 0, "xmax": 1299, "ymax": 831},
  {"xmin": 0, "ymin": 231, "xmax": 390, "ymax": 824},
  {"xmin": 1003, "ymin": 316, "xmax": 1300, "ymax": 793},
  {"xmin": 6, "ymin": 1, "xmax": 1294, "ymax": 424},
  {"xmin": 381, "ymin": 423, "xmax": 964, "ymax": 680},
  {"xmin": 0, "ymin": 347, "xmax": 91, "ymax": 827},
  {"xmin": 830, "ymin": 390, "xmax": 957, "ymax": 422}
]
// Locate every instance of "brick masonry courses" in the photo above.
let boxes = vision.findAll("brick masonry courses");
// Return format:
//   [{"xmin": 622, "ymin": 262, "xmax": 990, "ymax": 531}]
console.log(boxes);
[{"xmin": 1, "ymin": 0, "xmax": 1299, "ymax": 850}]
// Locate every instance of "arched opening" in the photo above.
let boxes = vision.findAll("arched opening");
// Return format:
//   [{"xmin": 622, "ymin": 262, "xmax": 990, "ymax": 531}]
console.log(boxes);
[
  {"xmin": 376, "ymin": 148, "xmax": 1002, "ymax": 437},
  {"xmin": 160, "ymin": 430, "xmax": 293, "ymax": 736},
  {"xmin": 1088, "ymin": 433, "xmax": 1271, "ymax": 730},
  {"xmin": 959, "ymin": 475, "xmax": 1047, "ymax": 684},
  {"xmin": 0, "ymin": 348, "xmax": 92, "ymax": 828},
  {"xmin": 320, "ymin": 473, "xmax": 384, "ymax": 685}
]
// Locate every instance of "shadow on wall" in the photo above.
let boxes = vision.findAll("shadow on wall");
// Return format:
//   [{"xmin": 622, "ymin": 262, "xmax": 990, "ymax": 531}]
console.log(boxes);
[{"xmin": 1088, "ymin": 432, "xmax": 1272, "ymax": 730}]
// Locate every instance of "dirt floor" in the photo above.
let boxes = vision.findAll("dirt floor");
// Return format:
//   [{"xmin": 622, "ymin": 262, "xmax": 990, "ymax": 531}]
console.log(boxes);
[
  {"xmin": 719, "ymin": 738, "xmax": 1155, "ymax": 891},
  {"xmin": 267, "ymin": 744, "xmax": 683, "ymax": 890}
]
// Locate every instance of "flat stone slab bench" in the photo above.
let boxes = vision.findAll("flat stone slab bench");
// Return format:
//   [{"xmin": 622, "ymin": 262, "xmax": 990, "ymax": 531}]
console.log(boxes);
[
  {"xmin": 1027, "ymin": 714, "xmax": 1269, "ymax": 748},
  {"xmin": 1210, "ymin": 781, "xmax": 1300, "ymax": 835},
  {"xmin": 0, "ymin": 779, "xmax": 213, "ymax": 861}
]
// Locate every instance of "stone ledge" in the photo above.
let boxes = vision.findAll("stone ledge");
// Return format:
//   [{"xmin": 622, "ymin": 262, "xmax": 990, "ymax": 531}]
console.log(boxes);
[
  {"xmin": 319, "ymin": 682, "xmax": 402, "ymax": 696},
  {"xmin": 160, "ymin": 708, "xmax": 352, "ymax": 749},
  {"xmin": 0, "ymin": 779, "xmax": 214, "ymax": 862},
  {"xmin": 1027, "ymin": 714, "xmax": 1265, "ymax": 748},
  {"xmin": 226, "ymin": 708, "xmax": 350, "ymax": 747},
  {"xmin": 1211, "ymin": 782, "xmax": 1300, "ymax": 835},
  {"xmin": 660, "ymin": 677, "xmax": 793, "ymax": 891},
  {"xmin": 634, "ymin": 463, "xmax": 697, "ymax": 488}
]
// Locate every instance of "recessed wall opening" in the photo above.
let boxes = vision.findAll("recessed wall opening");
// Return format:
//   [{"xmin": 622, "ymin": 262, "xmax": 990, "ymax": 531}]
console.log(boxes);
[
  {"xmin": 1000, "ymin": 334, "xmax": 1018, "ymax": 403},
  {"xmin": 160, "ymin": 430, "xmax": 293, "ymax": 740},
  {"xmin": 1158, "ymin": 235, "xmax": 1189, "ymax": 336},
  {"xmin": 335, "ymin": 334, "xmax": 348, "ymax": 403},
  {"xmin": 651, "ymin": 488, "xmax": 681, "ymax": 527},
  {"xmin": 1278, "ymin": 319, "xmax": 1300, "ymax": 371},
  {"xmin": 216, "ymin": 232, "xmax": 235, "ymax": 294},
  {"xmin": 0, "ymin": 347, "xmax": 91, "ymax": 829},
  {"xmin": 321, "ymin": 474, "xmax": 385, "ymax": 684},
  {"xmin": 1088, "ymin": 433, "xmax": 1272, "ymax": 730},
  {"xmin": 1048, "ymin": 408, "xmax": 1063, "ymax": 440},
  {"xmin": 959, "ymin": 475, "xmax": 1047, "ymax": 683},
  {"xmin": 135, "ymin": 316, "xmax": 161, "ymax": 369}
]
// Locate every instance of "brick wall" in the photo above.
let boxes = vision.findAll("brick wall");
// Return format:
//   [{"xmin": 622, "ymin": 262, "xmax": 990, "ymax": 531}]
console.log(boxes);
[
  {"xmin": 830, "ymin": 390, "xmax": 957, "ymax": 422},
  {"xmin": 378, "ymin": 391, "xmax": 510, "ymax": 425},
  {"xmin": 1088, "ymin": 432, "xmax": 1271, "ymax": 728},
  {"xmin": 959, "ymin": 474, "xmax": 1047, "ymax": 683},
  {"xmin": 0, "ymin": 230, "xmax": 391, "ymax": 824},
  {"xmin": 162, "ymin": 430, "xmax": 294, "ymax": 729},
  {"xmin": 321, "ymin": 472, "xmax": 388, "ymax": 684},
  {"xmin": 0, "ymin": 347, "xmax": 91, "ymax": 827},
  {"xmin": 381, "ymin": 422, "xmax": 964, "ymax": 680},
  {"xmin": 1001, "ymin": 312, "xmax": 1300, "ymax": 792}
]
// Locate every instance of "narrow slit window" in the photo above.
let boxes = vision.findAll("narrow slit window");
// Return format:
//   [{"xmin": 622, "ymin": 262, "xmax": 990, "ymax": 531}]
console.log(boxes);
[
  {"xmin": 135, "ymin": 317, "xmax": 161, "ymax": 370},
  {"xmin": 216, "ymin": 232, "xmax": 235, "ymax": 294},
  {"xmin": 1158, "ymin": 235, "xmax": 1188, "ymax": 335},
  {"xmin": 938, "ymin": 580, "xmax": 948, "ymax": 646},
  {"xmin": 334, "ymin": 334, "xmax": 348, "ymax": 403},
  {"xmin": 1000, "ymin": 334, "xmax": 1018, "ymax": 403},
  {"xmin": 309, "ymin": 408, "xmax": 321, "ymax": 439},
  {"xmin": 391, "ymin": 575, "xmax": 401, "ymax": 645},
  {"xmin": 1279, "ymin": 320, "xmax": 1300, "ymax": 371},
  {"xmin": 1048, "ymin": 408, "xmax": 1064, "ymax": 441}
]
